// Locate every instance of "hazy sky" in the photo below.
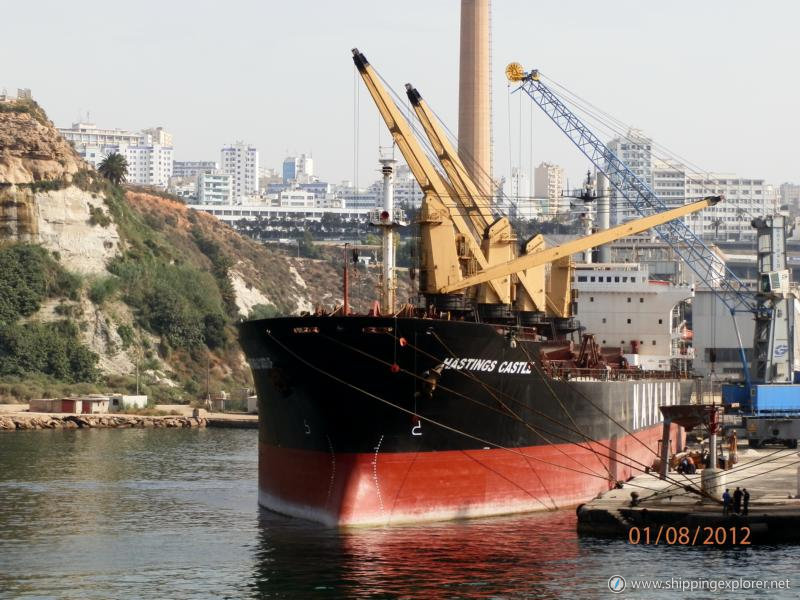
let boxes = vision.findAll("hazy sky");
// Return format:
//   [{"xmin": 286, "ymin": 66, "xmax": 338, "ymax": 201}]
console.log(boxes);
[{"xmin": 3, "ymin": 1, "xmax": 798, "ymax": 190}]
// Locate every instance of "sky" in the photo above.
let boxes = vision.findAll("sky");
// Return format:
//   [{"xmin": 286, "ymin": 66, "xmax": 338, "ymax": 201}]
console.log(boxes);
[{"xmin": 2, "ymin": 0, "xmax": 798, "ymax": 191}]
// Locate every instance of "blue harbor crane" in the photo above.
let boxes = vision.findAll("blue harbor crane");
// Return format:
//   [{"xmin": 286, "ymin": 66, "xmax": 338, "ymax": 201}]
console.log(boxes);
[{"xmin": 504, "ymin": 62, "xmax": 800, "ymax": 445}]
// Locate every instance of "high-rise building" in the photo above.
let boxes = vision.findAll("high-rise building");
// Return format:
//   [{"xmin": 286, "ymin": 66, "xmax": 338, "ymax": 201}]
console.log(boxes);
[
  {"xmin": 606, "ymin": 129, "xmax": 653, "ymax": 224},
  {"xmin": 282, "ymin": 154, "xmax": 314, "ymax": 183},
  {"xmin": 221, "ymin": 142, "xmax": 259, "ymax": 200},
  {"xmin": 533, "ymin": 162, "xmax": 566, "ymax": 217},
  {"xmin": 780, "ymin": 182, "xmax": 800, "ymax": 216},
  {"xmin": 119, "ymin": 144, "xmax": 174, "ymax": 188}
]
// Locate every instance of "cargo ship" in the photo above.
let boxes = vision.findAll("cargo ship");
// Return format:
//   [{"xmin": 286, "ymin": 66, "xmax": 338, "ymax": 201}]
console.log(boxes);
[
  {"xmin": 240, "ymin": 314, "xmax": 692, "ymax": 525},
  {"xmin": 239, "ymin": 5, "xmax": 716, "ymax": 525}
]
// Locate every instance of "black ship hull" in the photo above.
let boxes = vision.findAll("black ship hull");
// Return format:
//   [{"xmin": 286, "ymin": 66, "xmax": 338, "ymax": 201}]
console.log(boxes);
[{"xmin": 240, "ymin": 316, "xmax": 691, "ymax": 525}]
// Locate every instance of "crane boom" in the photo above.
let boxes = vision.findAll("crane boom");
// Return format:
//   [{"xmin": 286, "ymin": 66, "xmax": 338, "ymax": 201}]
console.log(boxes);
[
  {"xmin": 352, "ymin": 49, "xmax": 510, "ymax": 302},
  {"xmin": 405, "ymin": 83, "xmax": 553, "ymax": 312},
  {"xmin": 440, "ymin": 196, "xmax": 722, "ymax": 293},
  {"xmin": 507, "ymin": 65, "xmax": 758, "ymax": 315},
  {"xmin": 405, "ymin": 84, "xmax": 492, "ymax": 233}
]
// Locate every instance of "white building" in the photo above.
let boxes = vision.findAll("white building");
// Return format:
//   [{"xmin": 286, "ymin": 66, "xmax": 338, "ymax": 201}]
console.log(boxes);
[
  {"xmin": 188, "ymin": 203, "xmax": 370, "ymax": 224},
  {"xmin": 572, "ymin": 263, "xmax": 694, "ymax": 371},
  {"xmin": 59, "ymin": 122, "xmax": 144, "ymax": 150},
  {"xmin": 119, "ymin": 144, "xmax": 174, "ymax": 188},
  {"xmin": 683, "ymin": 174, "xmax": 778, "ymax": 240},
  {"xmin": 198, "ymin": 172, "xmax": 232, "ymax": 205},
  {"xmin": 168, "ymin": 176, "xmax": 198, "ymax": 202},
  {"xmin": 173, "ymin": 161, "xmax": 218, "ymax": 178},
  {"xmin": 607, "ymin": 132, "xmax": 778, "ymax": 240},
  {"xmin": 780, "ymin": 182, "xmax": 800, "ymax": 216},
  {"xmin": 509, "ymin": 167, "xmax": 540, "ymax": 220},
  {"xmin": 336, "ymin": 183, "xmax": 378, "ymax": 210},
  {"xmin": 365, "ymin": 164, "xmax": 422, "ymax": 209},
  {"xmin": 606, "ymin": 129, "xmax": 654, "ymax": 225},
  {"xmin": 279, "ymin": 188, "xmax": 316, "ymax": 208},
  {"xmin": 142, "ymin": 127, "xmax": 172, "ymax": 146},
  {"xmin": 221, "ymin": 142, "xmax": 259, "ymax": 200},
  {"xmin": 59, "ymin": 122, "xmax": 174, "ymax": 187},
  {"xmin": 534, "ymin": 162, "xmax": 566, "ymax": 218}
]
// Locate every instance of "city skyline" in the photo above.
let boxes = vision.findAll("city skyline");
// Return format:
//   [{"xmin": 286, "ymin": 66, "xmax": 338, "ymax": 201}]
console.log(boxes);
[{"xmin": 2, "ymin": 1, "xmax": 798, "ymax": 190}]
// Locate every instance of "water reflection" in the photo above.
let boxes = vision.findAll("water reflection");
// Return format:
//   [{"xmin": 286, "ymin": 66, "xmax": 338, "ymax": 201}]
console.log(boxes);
[
  {"xmin": 249, "ymin": 509, "xmax": 592, "ymax": 599},
  {"xmin": 2, "ymin": 429, "xmax": 797, "ymax": 599}
]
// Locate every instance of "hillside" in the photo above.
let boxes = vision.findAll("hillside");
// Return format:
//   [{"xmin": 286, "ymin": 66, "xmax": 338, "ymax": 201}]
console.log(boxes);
[{"xmin": 0, "ymin": 98, "xmax": 406, "ymax": 403}]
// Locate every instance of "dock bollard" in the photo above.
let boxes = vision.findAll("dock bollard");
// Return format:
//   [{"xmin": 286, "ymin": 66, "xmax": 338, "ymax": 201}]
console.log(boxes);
[{"xmin": 701, "ymin": 468, "xmax": 726, "ymax": 500}]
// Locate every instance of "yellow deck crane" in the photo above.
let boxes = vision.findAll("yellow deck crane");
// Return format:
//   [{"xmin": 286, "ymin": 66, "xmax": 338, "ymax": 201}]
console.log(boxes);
[
  {"xmin": 352, "ymin": 49, "xmax": 721, "ymax": 322},
  {"xmin": 352, "ymin": 49, "xmax": 511, "ymax": 304},
  {"xmin": 404, "ymin": 85, "xmax": 550, "ymax": 313},
  {"xmin": 439, "ymin": 196, "xmax": 723, "ymax": 293}
]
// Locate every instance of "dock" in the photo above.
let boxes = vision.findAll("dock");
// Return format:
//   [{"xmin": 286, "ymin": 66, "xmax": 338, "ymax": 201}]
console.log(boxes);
[
  {"xmin": 0, "ymin": 403, "xmax": 258, "ymax": 431},
  {"xmin": 578, "ymin": 448, "xmax": 800, "ymax": 544},
  {"xmin": 205, "ymin": 413, "xmax": 258, "ymax": 429}
]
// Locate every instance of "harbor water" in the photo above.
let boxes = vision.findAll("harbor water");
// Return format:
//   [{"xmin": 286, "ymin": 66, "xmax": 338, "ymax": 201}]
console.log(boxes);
[{"xmin": 0, "ymin": 428, "xmax": 797, "ymax": 599}]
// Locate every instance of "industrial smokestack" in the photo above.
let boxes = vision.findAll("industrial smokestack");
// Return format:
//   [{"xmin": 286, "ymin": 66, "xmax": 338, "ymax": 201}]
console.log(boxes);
[{"xmin": 458, "ymin": 0, "xmax": 492, "ymax": 203}]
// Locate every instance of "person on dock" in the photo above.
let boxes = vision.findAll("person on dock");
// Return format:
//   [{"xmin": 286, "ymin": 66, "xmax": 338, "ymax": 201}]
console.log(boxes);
[
  {"xmin": 742, "ymin": 488, "xmax": 750, "ymax": 515},
  {"xmin": 722, "ymin": 488, "xmax": 731, "ymax": 515},
  {"xmin": 733, "ymin": 487, "xmax": 743, "ymax": 514}
]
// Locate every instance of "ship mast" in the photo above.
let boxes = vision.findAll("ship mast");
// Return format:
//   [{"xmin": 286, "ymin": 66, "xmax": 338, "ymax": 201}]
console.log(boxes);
[{"xmin": 371, "ymin": 151, "xmax": 406, "ymax": 314}]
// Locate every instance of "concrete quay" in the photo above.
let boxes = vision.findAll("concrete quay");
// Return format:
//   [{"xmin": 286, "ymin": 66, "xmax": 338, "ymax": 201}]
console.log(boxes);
[
  {"xmin": 578, "ymin": 448, "xmax": 800, "ymax": 544},
  {"xmin": 0, "ymin": 404, "xmax": 258, "ymax": 431},
  {"xmin": 0, "ymin": 412, "xmax": 206, "ymax": 431}
]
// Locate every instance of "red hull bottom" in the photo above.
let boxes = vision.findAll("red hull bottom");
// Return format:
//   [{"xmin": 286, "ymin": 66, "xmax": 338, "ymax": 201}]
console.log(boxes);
[{"xmin": 258, "ymin": 424, "xmax": 683, "ymax": 526}]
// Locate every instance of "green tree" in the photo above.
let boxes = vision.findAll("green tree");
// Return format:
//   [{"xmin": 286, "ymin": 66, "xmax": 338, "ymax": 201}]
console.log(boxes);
[
  {"xmin": 297, "ymin": 230, "xmax": 322, "ymax": 259},
  {"xmin": 248, "ymin": 304, "xmax": 280, "ymax": 320},
  {"xmin": 202, "ymin": 313, "xmax": 227, "ymax": 349},
  {"xmin": 98, "ymin": 152, "xmax": 128, "ymax": 186}
]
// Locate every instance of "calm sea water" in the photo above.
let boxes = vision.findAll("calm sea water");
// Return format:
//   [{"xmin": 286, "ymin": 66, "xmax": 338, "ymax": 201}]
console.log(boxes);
[{"xmin": 0, "ymin": 428, "xmax": 797, "ymax": 599}]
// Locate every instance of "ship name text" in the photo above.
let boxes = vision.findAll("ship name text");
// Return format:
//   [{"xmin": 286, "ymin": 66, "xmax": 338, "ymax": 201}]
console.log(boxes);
[{"xmin": 442, "ymin": 357, "xmax": 532, "ymax": 375}]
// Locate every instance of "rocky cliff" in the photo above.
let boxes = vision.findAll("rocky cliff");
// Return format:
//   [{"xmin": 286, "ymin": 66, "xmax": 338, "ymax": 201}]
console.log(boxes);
[{"xmin": 0, "ymin": 97, "xmax": 400, "ymax": 403}]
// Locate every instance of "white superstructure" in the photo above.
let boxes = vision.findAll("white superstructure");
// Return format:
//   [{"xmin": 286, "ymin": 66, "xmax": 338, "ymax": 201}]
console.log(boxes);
[{"xmin": 572, "ymin": 263, "xmax": 694, "ymax": 371}]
